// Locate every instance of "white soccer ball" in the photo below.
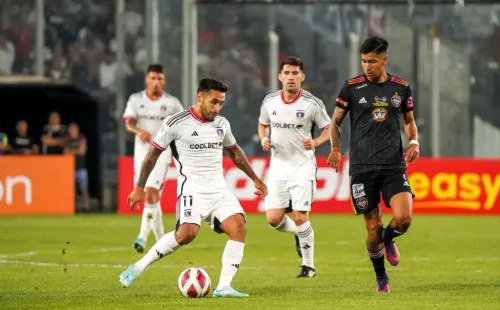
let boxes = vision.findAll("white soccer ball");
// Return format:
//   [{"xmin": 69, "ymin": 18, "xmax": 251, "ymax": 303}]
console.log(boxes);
[{"xmin": 177, "ymin": 267, "xmax": 211, "ymax": 298}]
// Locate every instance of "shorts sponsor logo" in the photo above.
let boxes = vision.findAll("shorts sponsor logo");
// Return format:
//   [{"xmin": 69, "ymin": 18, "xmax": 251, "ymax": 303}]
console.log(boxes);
[{"xmin": 352, "ymin": 183, "xmax": 366, "ymax": 199}]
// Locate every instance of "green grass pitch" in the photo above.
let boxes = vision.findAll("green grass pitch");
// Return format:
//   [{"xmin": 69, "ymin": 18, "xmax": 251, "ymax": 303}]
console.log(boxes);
[{"xmin": 0, "ymin": 214, "xmax": 499, "ymax": 309}]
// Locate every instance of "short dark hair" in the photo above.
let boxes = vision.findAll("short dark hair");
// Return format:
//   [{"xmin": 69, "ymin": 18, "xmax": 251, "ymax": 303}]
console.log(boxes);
[
  {"xmin": 359, "ymin": 37, "xmax": 389, "ymax": 54},
  {"xmin": 197, "ymin": 78, "xmax": 228, "ymax": 93},
  {"xmin": 147, "ymin": 64, "xmax": 163, "ymax": 73},
  {"xmin": 279, "ymin": 56, "xmax": 304, "ymax": 72}
]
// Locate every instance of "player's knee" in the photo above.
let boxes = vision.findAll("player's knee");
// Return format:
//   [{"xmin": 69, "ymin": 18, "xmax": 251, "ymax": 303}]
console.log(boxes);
[
  {"xmin": 175, "ymin": 225, "xmax": 198, "ymax": 245},
  {"xmin": 266, "ymin": 214, "xmax": 283, "ymax": 227},
  {"xmin": 366, "ymin": 220, "xmax": 383, "ymax": 242},
  {"xmin": 291, "ymin": 210, "xmax": 308, "ymax": 226}
]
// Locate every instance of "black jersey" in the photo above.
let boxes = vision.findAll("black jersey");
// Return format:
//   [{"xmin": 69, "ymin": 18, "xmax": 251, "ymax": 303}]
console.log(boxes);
[{"xmin": 335, "ymin": 74, "xmax": 414, "ymax": 176}]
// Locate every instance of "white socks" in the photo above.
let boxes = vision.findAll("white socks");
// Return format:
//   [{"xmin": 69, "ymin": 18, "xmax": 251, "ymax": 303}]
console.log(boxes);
[
  {"xmin": 274, "ymin": 216, "xmax": 297, "ymax": 234},
  {"xmin": 297, "ymin": 221, "xmax": 315, "ymax": 269},
  {"xmin": 135, "ymin": 231, "xmax": 180, "ymax": 273},
  {"xmin": 216, "ymin": 240, "xmax": 245, "ymax": 290},
  {"xmin": 138, "ymin": 202, "xmax": 164, "ymax": 242},
  {"xmin": 150, "ymin": 204, "xmax": 164, "ymax": 241}
]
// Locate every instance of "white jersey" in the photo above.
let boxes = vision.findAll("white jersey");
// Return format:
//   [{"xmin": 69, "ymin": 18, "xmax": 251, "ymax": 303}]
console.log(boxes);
[
  {"xmin": 152, "ymin": 107, "xmax": 237, "ymax": 194},
  {"xmin": 259, "ymin": 89, "xmax": 330, "ymax": 181},
  {"xmin": 122, "ymin": 91, "xmax": 184, "ymax": 159}
]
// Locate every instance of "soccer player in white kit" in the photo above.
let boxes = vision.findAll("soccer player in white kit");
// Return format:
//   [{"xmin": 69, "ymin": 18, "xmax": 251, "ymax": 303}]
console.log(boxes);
[
  {"xmin": 122, "ymin": 64, "xmax": 184, "ymax": 253},
  {"xmin": 119, "ymin": 78, "xmax": 268, "ymax": 297},
  {"xmin": 258, "ymin": 56, "xmax": 331, "ymax": 277}
]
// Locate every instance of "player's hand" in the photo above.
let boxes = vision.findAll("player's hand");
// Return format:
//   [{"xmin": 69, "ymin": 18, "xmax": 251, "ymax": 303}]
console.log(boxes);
[
  {"xmin": 137, "ymin": 130, "xmax": 152, "ymax": 143},
  {"xmin": 127, "ymin": 186, "xmax": 145, "ymax": 210},
  {"xmin": 302, "ymin": 138, "xmax": 318, "ymax": 150},
  {"xmin": 261, "ymin": 137, "xmax": 273, "ymax": 152},
  {"xmin": 253, "ymin": 179, "xmax": 268, "ymax": 197},
  {"xmin": 405, "ymin": 143, "xmax": 420, "ymax": 163},
  {"xmin": 327, "ymin": 149, "xmax": 342, "ymax": 173}
]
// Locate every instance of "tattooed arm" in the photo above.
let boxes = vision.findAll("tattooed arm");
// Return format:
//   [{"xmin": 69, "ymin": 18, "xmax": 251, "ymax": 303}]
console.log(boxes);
[
  {"xmin": 329, "ymin": 107, "xmax": 347, "ymax": 151},
  {"xmin": 136, "ymin": 145, "xmax": 163, "ymax": 188},
  {"xmin": 225, "ymin": 145, "xmax": 259, "ymax": 182},
  {"xmin": 225, "ymin": 144, "xmax": 268, "ymax": 196}
]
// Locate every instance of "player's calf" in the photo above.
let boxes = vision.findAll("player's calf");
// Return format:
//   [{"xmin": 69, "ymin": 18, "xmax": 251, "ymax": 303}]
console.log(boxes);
[
  {"xmin": 216, "ymin": 214, "xmax": 247, "ymax": 292},
  {"xmin": 293, "ymin": 211, "xmax": 315, "ymax": 272},
  {"xmin": 382, "ymin": 192, "xmax": 413, "ymax": 265}
]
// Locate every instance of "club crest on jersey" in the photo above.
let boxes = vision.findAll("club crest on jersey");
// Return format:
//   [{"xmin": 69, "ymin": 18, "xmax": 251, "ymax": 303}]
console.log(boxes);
[
  {"xmin": 391, "ymin": 93, "xmax": 401, "ymax": 107},
  {"xmin": 216, "ymin": 127, "xmax": 224, "ymax": 136},
  {"xmin": 371, "ymin": 107, "xmax": 388, "ymax": 122},
  {"xmin": 296, "ymin": 110, "xmax": 305, "ymax": 120},
  {"xmin": 184, "ymin": 209, "xmax": 191, "ymax": 218}
]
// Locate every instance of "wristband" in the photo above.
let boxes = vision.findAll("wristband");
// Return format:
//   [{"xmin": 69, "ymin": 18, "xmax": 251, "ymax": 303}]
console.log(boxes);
[
  {"xmin": 409, "ymin": 139, "xmax": 419, "ymax": 146},
  {"xmin": 261, "ymin": 137, "xmax": 269, "ymax": 147}
]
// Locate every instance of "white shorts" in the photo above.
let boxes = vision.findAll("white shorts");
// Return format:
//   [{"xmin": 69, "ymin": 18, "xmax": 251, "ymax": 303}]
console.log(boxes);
[
  {"xmin": 176, "ymin": 189, "xmax": 246, "ymax": 234},
  {"xmin": 134, "ymin": 150, "xmax": 172, "ymax": 191},
  {"xmin": 265, "ymin": 179, "xmax": 316, "ymax": 212}
]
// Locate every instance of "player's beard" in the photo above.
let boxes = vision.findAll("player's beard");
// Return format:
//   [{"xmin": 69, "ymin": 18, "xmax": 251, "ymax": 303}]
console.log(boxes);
[{"xmin": 201, "ymin": 106, "xmax": 217, "ymax": 122}]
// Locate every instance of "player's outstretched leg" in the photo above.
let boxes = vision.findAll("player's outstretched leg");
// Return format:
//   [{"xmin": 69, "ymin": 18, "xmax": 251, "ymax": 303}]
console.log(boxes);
[
  {"xmin": 364, "ymin": 207, "xmax": 390, "ymax": 293},
  {"xmin": 293, "ymin": 210, "xmax": 315, "ymax": 278},
  {"xmin": 213, "ymin": 213, "xmax": 248, "ymax": 298},
  {"xmin": 266, "ymin": 207, "xmax": 301, "ymax": 258},
  {"xmin": 382, "ymin": 192, "xmax": 413, "ymax": 266},
  {"xmin": 120, "ymin": 224, "xmax": 199, "ymax": 288}
]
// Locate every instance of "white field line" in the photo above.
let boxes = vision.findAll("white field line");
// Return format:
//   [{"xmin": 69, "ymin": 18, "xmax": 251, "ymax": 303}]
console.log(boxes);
[{"xmin": 0, "ymin": 259, "xmax": 267, "ymax": 270}]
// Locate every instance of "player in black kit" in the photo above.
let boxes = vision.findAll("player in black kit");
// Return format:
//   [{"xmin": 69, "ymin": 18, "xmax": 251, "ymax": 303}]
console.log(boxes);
[{"xmin": 327, "ymin": 37, "xmax": 420, "ymax": 293}]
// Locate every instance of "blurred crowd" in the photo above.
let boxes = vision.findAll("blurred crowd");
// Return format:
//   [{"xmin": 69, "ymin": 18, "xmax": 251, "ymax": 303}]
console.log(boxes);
[
  {"xmin": 0, "ymin": 0, "xmax": 499, "ymax": 157},
  {"xmin": 0, "ymin": 112, "xmax": 90, "ymax": 211}
]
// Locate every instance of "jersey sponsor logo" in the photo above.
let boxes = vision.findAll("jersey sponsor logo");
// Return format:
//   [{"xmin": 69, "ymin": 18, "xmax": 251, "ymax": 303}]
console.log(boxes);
[
  {"xmin": 191, "ymin": 131, "xmax": 199, "ymax": 136},
  {"xmin": 189, "ymin": 142, "xmax": 223, "ymax": 149},
  {"xmin": 373, "ymin": 96, "xmax": 388, "ymax": 107},
  {"xmin": 359, "ymin": 97, "xmax": 367, "ymax": 104},
  {"xmin": 138, "ymin": 115, "xmax": 166, "ymax": 121},
  {"xmin": 296, "ymin": 110, "xmax": 305, "ymax": 120},
  {"xmin": 161, "ymin": 105, "xmax": 167, "ymax": 111},
  {"xmin": 391, "ymin": 93, "xmax": 402, "ymax": 107},
  {"xmin": 271, "ymin": 111, "xmax": 277, "ymax": 115},
  {"xmin": 371, "ymin": 107, "xmax": 388, "ymax": 122},
  {"xmin": 272, "ymin": 122, "xmax": 299, "ymax": 129}
]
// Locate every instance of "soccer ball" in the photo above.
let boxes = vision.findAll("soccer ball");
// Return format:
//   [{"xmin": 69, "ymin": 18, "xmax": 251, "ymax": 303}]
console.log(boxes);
[{"xmin": 177, "ymin": 267, "xmax": 211, "ymax": 298}]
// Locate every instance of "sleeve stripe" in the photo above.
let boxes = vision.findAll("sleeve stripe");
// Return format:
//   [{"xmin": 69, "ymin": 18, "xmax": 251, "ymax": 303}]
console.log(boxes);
[
  {"xmin": 122, "ymin": 116, "xmax": 137, "ymax": 120},
  {"xmin": 224, "ymin": 143, "xmax": 237, "ymax": 149},
  {"xmin": 320, "ymin": 124, "xmax": 330, "ymax": 129},
  {"xmin": 259, "ymin": 121, "xmax": 270, "ymax": 126},
  {"xmin": 152, "ymin": 141, "xmax": 166, "ymax": 151}
]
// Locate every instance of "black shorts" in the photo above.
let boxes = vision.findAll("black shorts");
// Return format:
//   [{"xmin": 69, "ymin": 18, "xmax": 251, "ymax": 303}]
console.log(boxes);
[{"xmin": 350, "ymin": 169, "xmax": 415, "ymax": 215}]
